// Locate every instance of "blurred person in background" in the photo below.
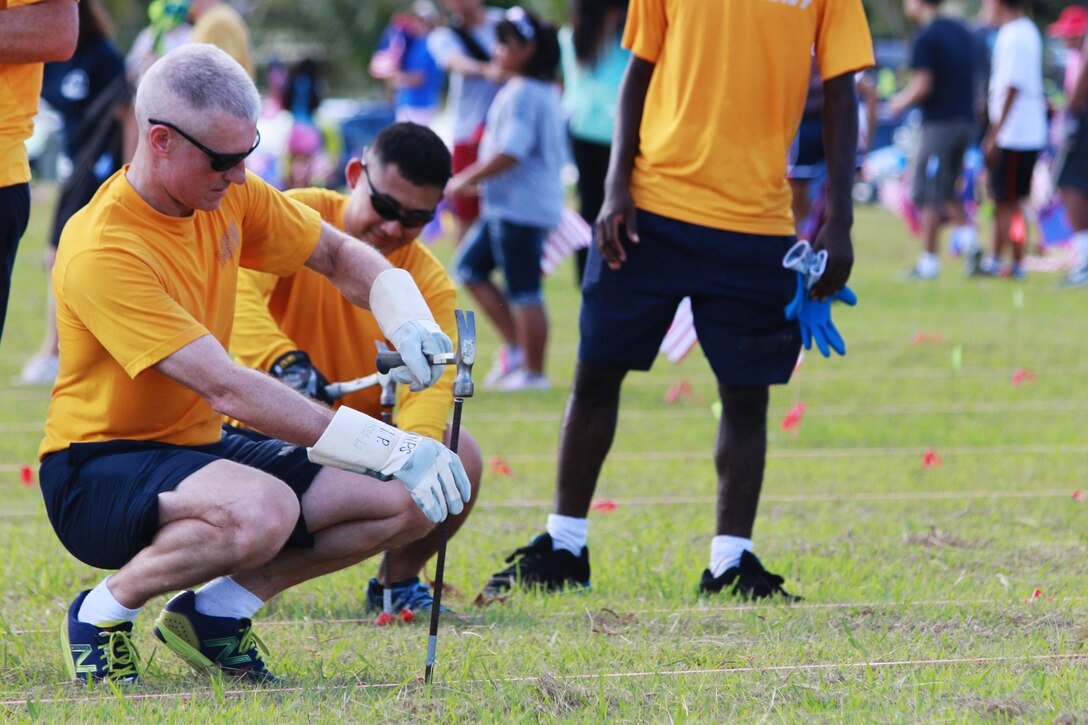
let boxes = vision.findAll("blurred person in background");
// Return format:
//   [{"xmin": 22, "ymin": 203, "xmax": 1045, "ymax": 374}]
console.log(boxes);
[
  {"xmin": 126, "ymin": 0, "xmax": 193, "ymax": 87},
  {"xmin": 1051, "ymin": 6, "xmax": 1088, "ymax": 287},
  {"xmin": 370, "ymin": 1, "xmax": 446, "ymax": 126},
  {"xmin": 189, "ymin": 0, "xmax": 253, "ymax": 78},
  {"xmin": 889, "ymin": 0, "xmax": 977, "ymax": 280},
  {"xmin": 980, "ymin": 0, "xmax": 1047, "ymax": 280},
  {"xmin": 448, "ymin": 7, "xmax": 564, "ymax": 392},
  {"xmin": 427, "ymin": 0, "xmax": 505, "ymax": 243},
  {"xmin": 0, "ymin": 0, "xmax": 77, "ymax": 343},
  {"xmin": 20, "ymin": 0, "xmax": 134, "ymax": 386},
  {"xmin": 559, "ymin": 0, "xmax": 629, "ymax": 286}
]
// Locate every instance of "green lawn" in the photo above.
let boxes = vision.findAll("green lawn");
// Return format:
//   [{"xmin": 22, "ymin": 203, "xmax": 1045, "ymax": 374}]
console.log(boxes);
[{"xmin": 0, "ymin": 184, "xmax": 1085, "ymax": 721}]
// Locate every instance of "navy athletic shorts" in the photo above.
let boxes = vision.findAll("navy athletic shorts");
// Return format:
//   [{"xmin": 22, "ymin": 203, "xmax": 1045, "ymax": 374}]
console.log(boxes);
[
  {"xmin": 39, "ymin": 429, "xmax": 323, "ymax": 570},
  {"xmin": 454, "ymin": 217, "xmax": 547, "ymax": 306},
  {"xmin": 579, "ymin": 209, "xmax": 802, "ymax": 386}
]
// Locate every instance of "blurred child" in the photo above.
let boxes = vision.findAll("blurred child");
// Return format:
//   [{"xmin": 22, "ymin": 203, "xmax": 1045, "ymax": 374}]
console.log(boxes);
[{"xmin": 448, "ymin": 7, "xmax": 563, "ymax": 391}]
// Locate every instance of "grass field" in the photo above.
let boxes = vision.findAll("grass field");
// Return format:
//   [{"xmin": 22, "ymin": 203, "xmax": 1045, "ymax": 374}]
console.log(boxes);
[{"xmin": 0, "ymin": 184, "xmax": 1086, "ymax": 721}]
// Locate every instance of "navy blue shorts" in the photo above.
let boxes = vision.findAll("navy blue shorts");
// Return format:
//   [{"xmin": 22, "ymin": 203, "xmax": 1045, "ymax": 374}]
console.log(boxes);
[
  {"xmin": 1058, "ymin": 111, "xmax": 1088, "ymax": 195},
  {"xmin": 454, "ymin": 217, "xmax": 546, "ymax": 306},
  {"xmin": 39, "ymin": 429, "xmax": 323, "ymax": 570},
  {"xmin": 579, "ymin": 209, "xmax": 801, "ymax": 386}
]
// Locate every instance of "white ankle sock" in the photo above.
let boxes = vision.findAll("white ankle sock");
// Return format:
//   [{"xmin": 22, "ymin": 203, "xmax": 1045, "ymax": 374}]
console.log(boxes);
[
  {"xmin": 77, "ymin": 576, "xmax": 141, "ymax": 625},
  {"xmin": 194, "ymin": 577, "xmax": 264, "ymax": 620},
  {"xmin": 710, "ymin": 535, "xmax": 753, "ymax": 577},
  {"xmin": 917, "ymin": 252, "xmax": 940, "ymax": 276},
  {"xmin": 547, "ymin": 514, "xmax": 588, "ymax": 555},
  {"xmin": 955, "ymin": 224, "xmax": 978, "ymax": 253},
  {"xmin": 1075, "ymin": 231, "xmax": 1088, "ymax": 262}
]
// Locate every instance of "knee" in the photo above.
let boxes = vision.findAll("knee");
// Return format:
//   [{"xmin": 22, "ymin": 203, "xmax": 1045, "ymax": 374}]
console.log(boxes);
[
  {"xmin": 569, "ymin": 363, "xmax": 625, "ymax": 407},
  {"xmin": 221, "ymin": 477, "xmax": 299, "ymax": 565},
  {"xmin": 719, "ymin": 385, "xmax": 769, "ymax": 431},
  {"xmin": 388, "ymin": 496, "xmax": 434, "ymax": 547}
]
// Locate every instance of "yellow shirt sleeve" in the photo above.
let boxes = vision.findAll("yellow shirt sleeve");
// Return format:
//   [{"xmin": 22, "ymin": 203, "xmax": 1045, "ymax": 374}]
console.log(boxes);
[
  {"xmin": 238, "ymin": 173, "xmax": 323, "ymax": 277},
  {"xmin": 232, "ymin": 268, "xmax": 296, "ymax": 372},
  {"xmin": 622, "ymin": 0, "xmax": 667, "ymax": 64},
  {"xmin": 815, "ymin": 0, "xmax": 876, "ymax": 81}
]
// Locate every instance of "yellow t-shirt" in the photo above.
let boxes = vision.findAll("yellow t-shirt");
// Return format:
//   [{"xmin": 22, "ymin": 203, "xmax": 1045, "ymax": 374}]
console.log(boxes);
[
  {"xmin": 230, "ymin": 188, "xmax": 457, "ymax": 443},
  {"xmin": 0, "ymin": 0, "xmax": 48, "ymax": 186},
  {"xmin": 624, "ymin": 0, "xmax": 874, "ymax": 235},
  {"xmin": 191, "ymin": 4, "xmax": 254, "ymax": 78},
  {"xmin": 39, "ymin": 169, "xmax": 323, "ymax": 458}
]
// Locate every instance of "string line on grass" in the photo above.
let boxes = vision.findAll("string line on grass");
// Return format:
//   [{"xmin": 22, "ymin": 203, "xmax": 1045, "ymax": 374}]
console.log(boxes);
[
  {"xmin": 5, "ymin": 596, "xmax": 1084, "ymax": 637},
  {"xmin": 2, "ymin": 653, "xmax": 1083, "ymax": 709},
  {"xmin": 0, "ymin": 488, "xmax": 1077, "ymax": 521}
]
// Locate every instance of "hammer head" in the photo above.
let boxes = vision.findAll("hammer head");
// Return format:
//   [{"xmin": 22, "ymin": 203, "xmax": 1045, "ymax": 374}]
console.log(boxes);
[{"xmin": 453, "ymin": 309, "xmax": 475, "ymax": 398}]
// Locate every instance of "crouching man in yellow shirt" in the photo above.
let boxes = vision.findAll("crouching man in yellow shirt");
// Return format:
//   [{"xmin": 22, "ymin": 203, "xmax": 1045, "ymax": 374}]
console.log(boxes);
[
  {"xmin": 41, "ymin": 46, "xmax": 468, "ymax": 684},
  {"xmin": 229, "ymin": 122, "xmax": 484, "ymax": 618}
]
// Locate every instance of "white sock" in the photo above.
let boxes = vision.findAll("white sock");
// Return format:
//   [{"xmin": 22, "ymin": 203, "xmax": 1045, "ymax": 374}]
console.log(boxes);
[
  {"xmin": 954, "ymin": 224, "xmax": 978, "ymax": 253},
  {"xmin": 917, "ymin": 251, "xmax": 940, "ymax": 276},
  {"xmin": 710, "ymin": 535, "xmax": 753, "ymax": 577},
  {"xmin": 194, "ymin": 577, "xmax": 264, "ymax": 620},
  {"xmin": 547, "ymin": 514, "xmax": 588, "ymax": 555},
  {"xmin": 77, "ymin": 576, "xmax": 141, "ymax": 625},
  {"xmin": 506, "ymin": 345, "xmax": 525, "ymax": 370},
  {"xmin": 1075, "ymin": 231, "xmax": 1088, "ymax": 263}
]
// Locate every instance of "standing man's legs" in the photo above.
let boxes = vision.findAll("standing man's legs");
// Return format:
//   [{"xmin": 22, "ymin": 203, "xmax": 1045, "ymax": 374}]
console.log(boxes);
[
  {"xmin": 714, "ymin": 384, "xmax": 769, "ymax": 540},
  {"xmin": 0, "ymin": 183, "xmax": 31, "ymax": 342}
]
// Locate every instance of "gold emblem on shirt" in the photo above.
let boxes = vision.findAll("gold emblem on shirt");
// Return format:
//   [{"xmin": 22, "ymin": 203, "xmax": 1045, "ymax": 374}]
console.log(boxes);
[{"xmin": 217, "ymin": 222, "xmax": 241, "ymax": 266}]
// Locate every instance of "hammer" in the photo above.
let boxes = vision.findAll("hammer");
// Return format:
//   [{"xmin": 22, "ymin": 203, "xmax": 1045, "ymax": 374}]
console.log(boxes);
[{"xmin": 424, "ymin": 308, "xmax": 475, "ymax": 684}]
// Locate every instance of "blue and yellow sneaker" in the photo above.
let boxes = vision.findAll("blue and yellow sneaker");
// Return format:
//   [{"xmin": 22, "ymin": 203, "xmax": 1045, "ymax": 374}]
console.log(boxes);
[
  {"xmin": 152, "ymin": 591, "xmax": 279, "ymax": 683},
  {"xmin": 61, "ymin": 590, "xmax": 141, "ymax": 684},
  {"xmin": 364, "ymin": 576, "xmax": 449, "ymax": 618}
]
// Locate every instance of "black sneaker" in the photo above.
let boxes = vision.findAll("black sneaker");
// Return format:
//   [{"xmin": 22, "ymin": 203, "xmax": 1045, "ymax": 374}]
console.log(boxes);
[
  {"xmin": 365, "ymin": 576, "xmax": 449, "ymax": 617},
  {"xmin": 478, "ymin": 533, "xmax": 590, "ymax": 602},
  {"xmin": 699, "ymin": 551, "xmax": 801, "ymax": 602}
]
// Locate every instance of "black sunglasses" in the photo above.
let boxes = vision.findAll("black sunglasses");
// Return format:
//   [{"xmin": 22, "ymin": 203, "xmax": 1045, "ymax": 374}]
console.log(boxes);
[
  {"xmin": 363, "ymin": 159, "xmax": 436, "ymax": 228},
  {"xmin": 149, "ymin": 118, "xmax": 261, "ymax": 172}
]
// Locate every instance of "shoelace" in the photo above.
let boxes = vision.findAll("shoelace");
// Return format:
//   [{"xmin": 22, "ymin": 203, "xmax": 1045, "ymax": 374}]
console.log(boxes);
[
  {"xmin": 504, "ymin": 538, "xmax": 547, "ymax": 564},
  {"xmin": 100, "ymin": 629, "xmax": 141, "ymax": 681},
  {"xmin": 237, "ymin": 624, "xmax": 270, "ymax": 671},
  {"xmin": 395, "ymin": 583, "xmax": 435, "ymax": 611}
]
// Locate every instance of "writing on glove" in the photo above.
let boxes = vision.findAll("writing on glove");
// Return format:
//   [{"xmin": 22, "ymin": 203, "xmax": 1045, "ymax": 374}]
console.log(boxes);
[
  {"xmin": 270, "ymin": 350, "xmax": 334, "ymax": 404},
  {"xmin": 784, "ymin": 273, "xmax": 858, "ymax": 357},
  {"xmin": 307, "ymin": 406, "xmax": 470, "ymax": 523}
]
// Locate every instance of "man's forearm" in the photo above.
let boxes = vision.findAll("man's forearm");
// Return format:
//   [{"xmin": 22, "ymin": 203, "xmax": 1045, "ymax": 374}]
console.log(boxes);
[
  {"xmin": 0, "ymin": 0, "xmax": 77, "ymax": 63},
  {"xmin": 604, "ymin": 57, "xmax": 655, "ymax": 193},
  {"xmin": 821, "ymin": 73, "xmax": 860, "ymax": 227}
]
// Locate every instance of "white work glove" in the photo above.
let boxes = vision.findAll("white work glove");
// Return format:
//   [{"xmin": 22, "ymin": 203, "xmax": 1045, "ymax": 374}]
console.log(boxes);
[
  {"xmin": 370, "ymin": 269, "xmax": 452, "ymax": 391},
  {"xmin": 307, "ymin": 406, "xmax": 470, "ymax": 523}
]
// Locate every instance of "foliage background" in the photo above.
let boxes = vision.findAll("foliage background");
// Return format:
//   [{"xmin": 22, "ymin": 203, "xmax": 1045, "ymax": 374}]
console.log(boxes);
[{"xmin": 95, "ymin": 0, "xmax": 1080, "ymax": 96}]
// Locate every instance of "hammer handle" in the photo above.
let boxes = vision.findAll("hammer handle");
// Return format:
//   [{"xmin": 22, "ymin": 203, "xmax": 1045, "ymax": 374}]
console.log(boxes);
[{"xmin": 376, "ymin": 350, "xmax": 456, "ymax": 374}]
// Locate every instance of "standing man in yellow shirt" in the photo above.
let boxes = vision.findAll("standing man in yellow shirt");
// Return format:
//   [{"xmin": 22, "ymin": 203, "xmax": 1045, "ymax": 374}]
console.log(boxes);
[
  {"xmin": 189, "ymin": 0, "xmax": 253, "ymax": 77},
  {"xmin": 230, "ymin": 122, "xmax": 484, "ymax": 617},
  {"xmin": 0, "ymin": 0, "xmax": 77, "ymax": 341},
  {"xmin": 42, "ymin": 45, "xmax": 468, "ymax": 684},
  {"xmin": 482, "ymin": 0, "xmax": 874, "ymax": 601}
]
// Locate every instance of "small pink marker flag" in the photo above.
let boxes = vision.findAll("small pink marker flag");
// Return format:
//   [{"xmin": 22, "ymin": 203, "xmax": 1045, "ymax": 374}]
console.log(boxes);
[
  {"xmin": 1025, "ymin": 588, "xmax": 1042, "ymax": 604},
  {"xmin": 1073, "ymin": 490, "xmax": 1084, "ymax": 502},
  {"xmin": 912, "ymin": 332, "xmax": 947, "ymax": 344},
  {"xmin": 1011, "ymin": 368, "xmax": 1037, "ymax": 386},
  {"xmin": 19, "ymin": 465, "xmax": 33, "ymax": 486},
  {"xmin": 590, "ymin": 500, "xmax": 618, "ymax": 513},
  {"xmin": 780, "ymin": 403, "xmax": 806, "ymax": 432},
  {"xmin": 664, "ymin": 379, "xmax": 693, "ymax": 404},
  {"xmin": 489, "ymin": 457, "xmax": 512, "ymax": 476},
  {"xmin": 922, "ymin": 449, "xmax": 942, "ymax": 468}
]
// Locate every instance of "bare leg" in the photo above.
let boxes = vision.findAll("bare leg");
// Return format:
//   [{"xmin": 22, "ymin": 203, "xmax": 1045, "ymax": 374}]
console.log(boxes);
[
  {"xmin": 230, "ymin": 466, "xmax": 432, "ymax": 600},
  {"xmin": 921, "ymin": 206, "xmax": 941, "ymax": 255},
  {"xmin": 555, "ymin": 363, "xmax": 627, "ymax": 517},
  {"xmin": 993, "ymin": 200, "xmax": 1015, "ymax": 264},
  {"xmin": 465, "ymin": 280, "xmax": 517, "ymax": 348},
  {"xmin": 514, "ymin": 303, "xmax": 548, "ymax": 375},
  {"xmin": 385, "ymin": 426, "xmax": 484, "ymax": 581},
  {"xmin": 715, "ymin": 384, "xmax": 770, "ymax": 539},
  {"xmin": 106, "ymin": 460, "xmax": 302, "ymax": 608},
  {"xmin": 1062, "ymin": 188, "xmax": 1088, "ymax": 231}
]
